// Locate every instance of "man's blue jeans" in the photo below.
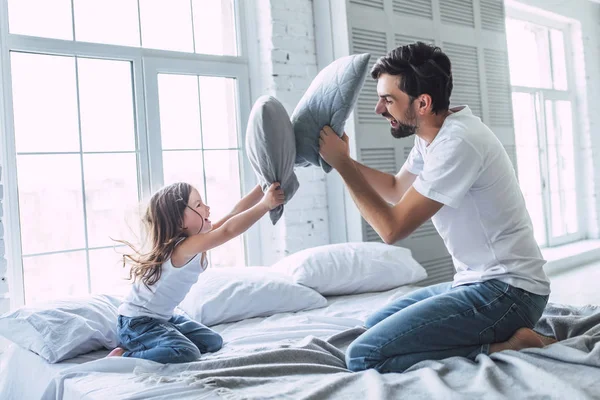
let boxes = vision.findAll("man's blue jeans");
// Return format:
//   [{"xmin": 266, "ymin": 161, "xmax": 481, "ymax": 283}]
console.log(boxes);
[
  {"xmin": 346, "ymin": 279, "xmax": 548, "ymax": 373},
  {"xmin": 117, "ymin": 314, "xmax": 223, "ymax": 364}
]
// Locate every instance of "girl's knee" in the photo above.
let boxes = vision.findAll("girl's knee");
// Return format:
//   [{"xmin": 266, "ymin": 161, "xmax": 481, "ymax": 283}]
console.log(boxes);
[
  {"xmin": 173, "ymin": 346, "xmax": 201, "ymax": 363},
  {"xmin": 205, "ymin": 334, "xmax": 223, "ymax": 353}
]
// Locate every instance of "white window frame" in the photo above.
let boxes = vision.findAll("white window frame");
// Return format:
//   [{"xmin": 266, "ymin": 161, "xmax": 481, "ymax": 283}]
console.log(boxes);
[
  {"xmin": 506, "ymin": 5, "xmax": 585, "ymax": 248},
  {"xmin": 0, "ymin": 0, "xmax": 261, "ymax": 310}
]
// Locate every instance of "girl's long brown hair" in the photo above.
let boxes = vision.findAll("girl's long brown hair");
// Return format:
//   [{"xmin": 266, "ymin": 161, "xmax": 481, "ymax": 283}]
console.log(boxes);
[{"xmin": 117, "ymin": 182, "xmax": 192, "ymax": 287}]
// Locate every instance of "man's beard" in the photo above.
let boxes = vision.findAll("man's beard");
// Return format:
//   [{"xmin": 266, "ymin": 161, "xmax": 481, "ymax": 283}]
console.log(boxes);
[{"xmin": 390, "ymin": 106, "xmax": 418, "ymax": 139}]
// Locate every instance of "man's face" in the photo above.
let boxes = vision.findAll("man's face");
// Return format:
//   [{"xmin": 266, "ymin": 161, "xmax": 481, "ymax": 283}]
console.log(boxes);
[{"xmin": 374, "ymin": 73, "xmax": 418, "ymax": 139}]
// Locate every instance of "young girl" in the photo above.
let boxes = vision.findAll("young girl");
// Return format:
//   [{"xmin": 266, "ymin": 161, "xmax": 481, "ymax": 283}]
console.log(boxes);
[{"xmin": 108, "ymin": 181, "xmax": 285, "ymax": 363}]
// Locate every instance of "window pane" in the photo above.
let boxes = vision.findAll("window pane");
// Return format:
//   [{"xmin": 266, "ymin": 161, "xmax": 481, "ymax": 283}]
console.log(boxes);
[
  {"xmin": 11, "ymin": 53, "xmax": 80, "ymax": 152},
  {"xmin": 17, "ymin": 155, "xmax": 86, "ymax": 254},
  {"xmin": 513, "ymin": 93, "xmax": 543, "ymax": 194},
  {"xmin": 550, "ymin": 29, "xmax": 568, "ymax": 91},
  {"xmin": 199, "ymin": 77, "xmax": 239, "ymax": 149},
  {"xmin": 545, "ymin": 101, "xmax": 575, "ymax": 190},
  {"xmin": 546, "ymin": 116, "xmax": 560, "ymax": 203},
  {"xmin": 73, "ymin": 0, "xmax": 140, "ymax": 46},
  {"xmin": 162, "ymin": 150, "xmax": 206, "ymax": 197},
  {"xmin": 550, "ymin": 192, "xmax": 566, "ymax": 238},
  {"xmin": 506, "ymin": 19, "xmax": 552, "ymax": 88},
  {"xmin": 83, "ymin": 154, "xmax": 140, "ymax": 248},
  {"xmin": 158, "ymin": 74, "xmax": 202, "ymax": 150},
  {"xmin": 192, "ymin": 0, "xmax": 237, "ymax": 56},
  {"xmin": 139, "ymin": 0, "xmax": 194, "ymax": 52},
  {"xmin": 564, "ymin": 190, "xmax": 578, "ymax": 234},
  {"xmin": 524, "ymin": 194, "xmax": 546, "ymax": 247},
  {"xmin": 23, "ymin": 251, "xmax": 88, "ymax": 304},
  {"xmin": 89, "ymin": 248, "xmax": 132, "ymax": 296},
  {"xmin": 545, "ymin": 100, "xmax": 577, "ymax": 240},
  {"xmin": 204, "ymin": 150, "xmax": 244, "ymax": 267},
  {"xmin": 512, "ymin": 92, "xmax": 547, "ymax": 246},
  {"xmin": 8, "ymin": 0, "xmax": 73, "ymax": 40},
  {"xmin": 78, "ymin": 58, "xmax": 137, "ymax": 152},
  {"xmin": 555, "ymin": 101, "xmax": 576, "ymax": 191}
]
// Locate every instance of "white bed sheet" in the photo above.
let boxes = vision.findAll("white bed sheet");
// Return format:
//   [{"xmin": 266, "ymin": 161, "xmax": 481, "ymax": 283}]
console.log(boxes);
[
  {"xmin": 0, "ymin": 285, "xmax": 420, "ymax": 400},
  {"xmin": 0, "ymin": 343, "xmax": 108, "ymax": 399}
]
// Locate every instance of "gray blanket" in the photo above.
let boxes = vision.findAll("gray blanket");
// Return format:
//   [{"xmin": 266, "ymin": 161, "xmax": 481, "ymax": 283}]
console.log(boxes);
[{"xmin": 135, "ymin": 303, "xmax": 600, "ymax": 399}]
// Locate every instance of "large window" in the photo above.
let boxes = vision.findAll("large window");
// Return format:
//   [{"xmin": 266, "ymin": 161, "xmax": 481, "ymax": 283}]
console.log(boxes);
[
  {"xmin": 0, "ymin": 0, "xmax": 257, "ymax": 306},
  {"xmin": 506, "ymin": 13, "xmax": 582, "ymax": 248}
]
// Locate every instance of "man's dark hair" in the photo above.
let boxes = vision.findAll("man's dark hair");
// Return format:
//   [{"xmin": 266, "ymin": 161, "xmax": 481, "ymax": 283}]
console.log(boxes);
[{"xmin": 371, "ymin": 42, "xmax": 453, "ymax": 114}]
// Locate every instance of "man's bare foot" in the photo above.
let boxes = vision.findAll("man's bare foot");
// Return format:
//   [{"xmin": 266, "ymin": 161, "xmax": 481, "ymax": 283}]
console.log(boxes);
[
  {"xmin": 535, "ymin": 332, "xmax": 558, "ymax": 346},
  {"xmin": 107, "ymin": 347, "xmax": 125, "ymax": 357},
  {"xmin": 489, "ymin": 328, "xmax": 545, "ymax": 354}
]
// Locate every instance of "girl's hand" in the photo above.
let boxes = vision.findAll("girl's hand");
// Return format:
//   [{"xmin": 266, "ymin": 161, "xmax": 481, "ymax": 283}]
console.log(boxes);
[
  {"xmin": 176, "ymin": 183, "xmax": 285, "ymax": 259},
  {"xmin": 260, "ymin": 182, "xmax": 285, "ymax": 210}
]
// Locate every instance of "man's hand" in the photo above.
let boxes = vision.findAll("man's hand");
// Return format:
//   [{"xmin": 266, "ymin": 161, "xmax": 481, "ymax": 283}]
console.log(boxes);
[{"xmin": 319, "ymin": 125, "xmax": 351, "ymax": 169}]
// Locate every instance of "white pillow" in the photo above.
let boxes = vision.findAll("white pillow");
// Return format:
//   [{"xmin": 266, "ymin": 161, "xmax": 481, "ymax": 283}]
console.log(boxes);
[
  {"xmin": 178, "ymin": 267, "xmax": 327, "ymax": 326},
  {"xmin": 0, "ymin": 295, "xmax": 120, "ymax": 363},
  {"xmin": 272, "ymin": 243, "xmax": 427, "ymax": 296}
]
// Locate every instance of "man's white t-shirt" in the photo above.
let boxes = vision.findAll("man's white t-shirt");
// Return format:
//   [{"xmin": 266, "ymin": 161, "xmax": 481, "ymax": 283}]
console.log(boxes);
[{"xmin": 404, "ymin": 105, "xmax": 550, "ymax": 295}]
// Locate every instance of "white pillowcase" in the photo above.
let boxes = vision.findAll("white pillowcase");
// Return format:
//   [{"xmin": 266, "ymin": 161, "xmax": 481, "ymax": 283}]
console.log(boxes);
[
  {"xmin": 178, "ymin": 267, "xmax": 327, "ymax": 326},
  {"xmin": 0, "ymin": 295, "xmax": 120, "ymax": 363},
  {"xmin": 272, "ymin": 242, "xmax": 428, "ymax": 296}
]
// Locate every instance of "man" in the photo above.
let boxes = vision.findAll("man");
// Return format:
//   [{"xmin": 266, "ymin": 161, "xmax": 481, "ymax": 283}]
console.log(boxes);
[{"xmin": 319, "ymin": 42, "xmax": 552, "ymax": 373}]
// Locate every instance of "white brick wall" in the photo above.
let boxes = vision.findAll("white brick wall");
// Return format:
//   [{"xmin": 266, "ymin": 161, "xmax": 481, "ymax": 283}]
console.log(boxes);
[{"xmin": 250, "ymin": 0, "xmax": 331, "ymax": 265}]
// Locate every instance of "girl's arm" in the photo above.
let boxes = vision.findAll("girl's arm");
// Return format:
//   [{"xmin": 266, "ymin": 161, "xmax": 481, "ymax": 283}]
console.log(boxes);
[
  {"xmin": 171, "ymin": 183, "xmax": 284, "ymax": 266},
  {"xmin": 211, "ymin": 184, "xmax": 264, "ymax": 230}
]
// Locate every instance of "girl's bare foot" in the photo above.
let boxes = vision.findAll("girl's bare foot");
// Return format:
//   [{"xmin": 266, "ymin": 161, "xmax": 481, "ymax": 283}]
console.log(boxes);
[
  {"xmin": 535, "ymin": 332, "xmax": 558, "ymax": 346},
  {"xmin": 107, "ymin": 347, "xmax": 125, "ymax": 357},
  {"xmin": 489, "ymin": 328, "xmax": 545, "ymax": 354}
]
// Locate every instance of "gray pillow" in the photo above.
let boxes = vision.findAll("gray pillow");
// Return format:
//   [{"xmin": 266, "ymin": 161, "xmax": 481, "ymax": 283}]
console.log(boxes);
[
  {"xmin": 291, "ymin": 53, "xmax": 371, "ymax": 173},
  {"xmin": 245, "ymin": 95, "xmax": 299, "ymax": 225}
]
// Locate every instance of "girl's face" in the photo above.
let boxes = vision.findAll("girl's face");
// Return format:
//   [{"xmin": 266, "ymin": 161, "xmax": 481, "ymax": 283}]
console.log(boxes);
[{"xmin": 182, "ymin": 188, "xmax": 212, "ymax": 235}]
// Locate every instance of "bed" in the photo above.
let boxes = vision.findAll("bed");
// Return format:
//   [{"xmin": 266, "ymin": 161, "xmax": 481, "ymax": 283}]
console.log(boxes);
[{"xmin": 1, "ymin": 283, "xmax": 599, "ymax": 400}]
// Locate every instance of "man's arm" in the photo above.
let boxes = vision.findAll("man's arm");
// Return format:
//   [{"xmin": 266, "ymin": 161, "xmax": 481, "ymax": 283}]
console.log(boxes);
[
  {"xmin": 319, "ymin": 126, "xmax": 442, "ymax": 244},
  {"xmin": 334, "ymin": 159, "xmax": 442, "ymax": 244},
  {"xmin": 353, "ymin": 161, "xmax": 417, "ymax": 204}
]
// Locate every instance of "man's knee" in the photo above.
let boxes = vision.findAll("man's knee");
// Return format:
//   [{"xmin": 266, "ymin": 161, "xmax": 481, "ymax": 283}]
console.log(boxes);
[
  {"xmin": 346, "ymin": 333, "xmax": 418, "ymax": 373},
  {"xmin": 345, "ymin": 340, "xmax": 382, "ymax": 372},
  {"xmin": 364, "ymin": 313, "xmax": 385, "ymax": 329}
]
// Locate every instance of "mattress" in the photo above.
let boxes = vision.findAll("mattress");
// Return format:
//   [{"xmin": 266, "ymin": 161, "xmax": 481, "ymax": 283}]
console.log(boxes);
[{"xmin": 0, "ymin": 285, "xmax": 420, "ymax": 400}]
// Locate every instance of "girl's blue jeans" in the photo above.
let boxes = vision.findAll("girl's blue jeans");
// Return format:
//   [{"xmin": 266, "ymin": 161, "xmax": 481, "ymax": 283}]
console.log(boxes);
[{"xmin": 117, "ymin": 313, "xmax": 222, "ymax": 364}]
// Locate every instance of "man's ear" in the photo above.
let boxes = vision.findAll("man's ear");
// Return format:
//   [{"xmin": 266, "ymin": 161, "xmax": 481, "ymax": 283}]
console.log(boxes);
[{"xmin": 417, "ymin": 94, "xmax": 433, "ymax": 115}]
